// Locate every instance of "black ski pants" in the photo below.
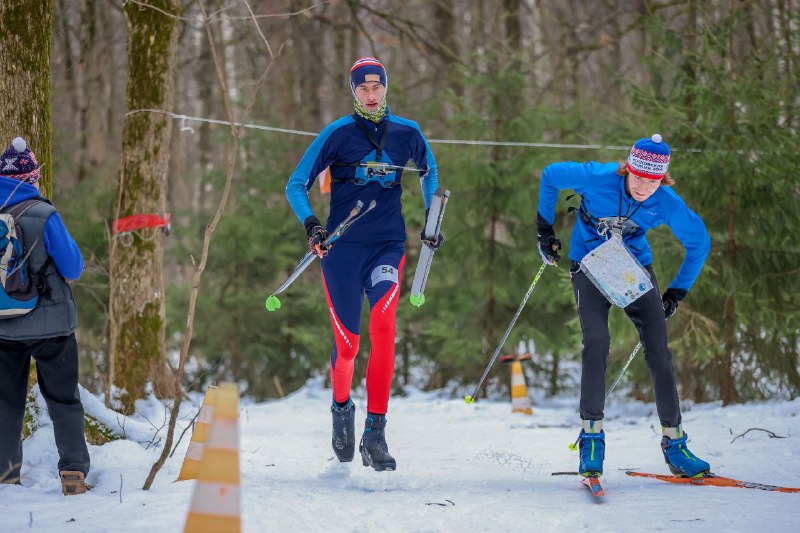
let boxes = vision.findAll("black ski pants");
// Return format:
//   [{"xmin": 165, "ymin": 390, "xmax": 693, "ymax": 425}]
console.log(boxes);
[
  {"xmin": 0, "ymin": 334, "xmax": 90, "ymax": 483},
  {"xmin": 571, "ymin": 263, "xmax": 682, "ymax": 428}
]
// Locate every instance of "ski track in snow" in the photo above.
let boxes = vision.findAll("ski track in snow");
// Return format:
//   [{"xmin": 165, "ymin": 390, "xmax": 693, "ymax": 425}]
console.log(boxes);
[{"xmin": 2, "ymin": 383, "xmax": 799, "ymax": 532}]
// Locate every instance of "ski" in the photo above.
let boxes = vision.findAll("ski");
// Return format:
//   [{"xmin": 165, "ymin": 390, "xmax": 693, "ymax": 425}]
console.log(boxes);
[
  {"xmin": 551, "ymin": 471, "xmax": 605, "ymax": 497},
  {"xmin": 581, "ymin": 475, "xmax": 606, "ymax": 497},
  {"xmin": 410, "ymin": 187, "xmax": 450, "ymax": 307},
  {"xmin": 265, "ymin": 199, "xmax": 377, "ymax": 311},
  {"xmin": 626, "ymin": 471, "xmax": 800, "ymax": 493}
]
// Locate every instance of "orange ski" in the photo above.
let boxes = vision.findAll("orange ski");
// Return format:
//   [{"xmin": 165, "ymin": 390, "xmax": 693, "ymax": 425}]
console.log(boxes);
[
  {"xmin": 626, "ymin": 471, "xmax": 800, "ymax": 493},
  {"xmin": 582, "ymin": 475, "xmax": 606, "ymax": 497}
]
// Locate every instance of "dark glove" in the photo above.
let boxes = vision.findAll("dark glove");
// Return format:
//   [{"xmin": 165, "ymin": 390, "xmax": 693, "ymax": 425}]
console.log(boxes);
[
  {"xmin": 662, "ymin": 288, "xmax": 687, "ymax": 319},
  {"xmin": 536, "ymin": 212, "xmax": 561, "ymax": 266},
  {"xmin": 420, "ymin": 208, "xmax": 445, "ymax": 251},
  {"xmin": 304, "ymin": 215, "xmax": 330, "ymax": 257}
]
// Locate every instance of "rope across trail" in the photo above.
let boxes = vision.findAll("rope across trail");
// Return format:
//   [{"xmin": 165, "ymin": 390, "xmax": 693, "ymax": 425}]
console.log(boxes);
[
  {"xmin": 125, "ymin": 109, "xmax": 778, "ymax": 156},
  {"xmin": 127, "ymin": 108, "xmax": 780, "ymax": 155},
  {"xmin": 125, "ymin": 109, "xmax": 640, "ymax": 152}
]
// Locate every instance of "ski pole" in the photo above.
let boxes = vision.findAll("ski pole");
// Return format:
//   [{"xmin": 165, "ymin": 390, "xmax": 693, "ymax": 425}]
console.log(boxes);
[
  {"xmin": 465, "ymin": 262, "xmax": 548, "ymax": 405},
  {"xmin": 410, "ymin": 188, "xmax": 450, "ymax": 307},
  {"xmin": 568, "ymin": 341, "xmax": 642, "ymax": 451},
  {"xmin": 265, "ymin": 200, "xmax": 376, "ymax": 311},
  {"xmin": 606, "ymin": 341, "xmax": 642, "ymax": 399}
]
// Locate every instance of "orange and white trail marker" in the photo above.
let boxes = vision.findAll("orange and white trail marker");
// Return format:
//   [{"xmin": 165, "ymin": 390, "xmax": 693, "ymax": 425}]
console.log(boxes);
[
  {"xmin": 176, "ymin": 386, "xmax": 218, "ymax": 482},
  {"xmin": 184, "ymin": 383, "xmax": 241, "ymax": 533},
  {"xmin": 510, "ymin": 360, "xmax": 533, "ymax": 415}
]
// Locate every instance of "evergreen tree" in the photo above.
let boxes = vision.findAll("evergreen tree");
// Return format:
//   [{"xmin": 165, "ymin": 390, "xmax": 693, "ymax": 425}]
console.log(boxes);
[{"xmin": 626, "ymin": 2, "xmax": 800, "ymax": 403}]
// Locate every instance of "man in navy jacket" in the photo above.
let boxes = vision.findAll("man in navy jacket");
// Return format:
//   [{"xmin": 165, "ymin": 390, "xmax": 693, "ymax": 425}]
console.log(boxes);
[
  {"xmin": 286, "ymin": 58, "xmax": 440, "ymax": 471},
  {"xmin": 0, "ymin": 137, "xmax": 89, "ymax": 495},
  {"xmin": 536, "ymin": 134, "xmax": 712, "ymax": 479}
]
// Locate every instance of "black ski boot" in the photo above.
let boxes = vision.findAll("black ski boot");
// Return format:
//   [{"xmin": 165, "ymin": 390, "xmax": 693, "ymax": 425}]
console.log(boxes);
[
  {"xmin": 359, "ymin": 414, "xmax": 396, "ymax": 472},
  {"xmin": 331, "ymin": 398, "xmax": 355, "ymax": 462}
]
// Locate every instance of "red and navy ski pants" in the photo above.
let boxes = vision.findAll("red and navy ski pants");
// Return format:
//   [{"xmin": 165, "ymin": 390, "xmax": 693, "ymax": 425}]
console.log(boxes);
[{"xmin": 321, "ymin": 240, "xmax": 405, "ymax": 415}]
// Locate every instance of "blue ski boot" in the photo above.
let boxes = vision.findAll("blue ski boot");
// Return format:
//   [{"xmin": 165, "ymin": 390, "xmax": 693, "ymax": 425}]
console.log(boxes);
[
  {"xmin": 578, "ymin": 420, "xmax": 605, "ymax": 477},
  {"xmin": 331, "ymin": 398, "xmax": 355, "ymax": 462},
  {"xmin": 359, "ymin": 414, "xmax": 396, "ymax": 472},
  {"xmin": 661, "ymin": 427, "xmax": 710, "ymax": 477}
]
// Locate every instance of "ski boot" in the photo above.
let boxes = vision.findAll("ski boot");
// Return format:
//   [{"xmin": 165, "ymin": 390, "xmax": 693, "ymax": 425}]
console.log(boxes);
[
  {"xmin": 359, "ymin": 414, "xmax": 396, "ymax": 472},
  {"xmin": 661, "ymin": 426, "xmax": 710, "ymax": 478},
  {"xmin": 331, "ymin": 398, "xmax": 355, "ymax": 462},
  {"xmin": 578, "ymin": 420, "xmax": 605, "ymax": 477}
]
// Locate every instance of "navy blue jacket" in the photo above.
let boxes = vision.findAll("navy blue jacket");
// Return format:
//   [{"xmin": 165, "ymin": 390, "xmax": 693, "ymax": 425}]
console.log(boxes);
[
  {"xmin": 538, "ymin": 161, "xmax": 711, "ymax": 291},
  {"xmin": 286, "ymin": 108, "xmax": 438, "ymax": 244}
]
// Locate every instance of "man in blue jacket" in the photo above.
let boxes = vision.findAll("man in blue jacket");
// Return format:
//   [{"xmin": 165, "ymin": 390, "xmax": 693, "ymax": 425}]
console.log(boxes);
[
  {"xmin": 0, "ymin": 137, "xmax": 89, "ymax": 494},
  {"xmin": 285, "ymin": 58, "xmax": 441, "ymax": 471},
  {"xmin": 536, "ymin": 134, "xmax": 712, "ymax": 478}
]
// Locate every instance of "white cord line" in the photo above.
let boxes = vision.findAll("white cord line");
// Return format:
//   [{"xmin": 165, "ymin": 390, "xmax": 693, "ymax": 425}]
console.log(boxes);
[
  {"xmin": 125, "ymin": 109, "xmax": 319, "ymax": 137},
  {"xmin": 428, "ymin": 138, "xmax": 630, "ymax": 151},
  {"xmin": 124, "ymin": 108, "xmax": 712, "ymax": 152}
]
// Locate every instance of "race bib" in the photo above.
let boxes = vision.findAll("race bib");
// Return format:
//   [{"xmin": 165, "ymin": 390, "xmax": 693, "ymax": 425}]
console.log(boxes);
[
  {"xmin": 579, "ymin": 235, "xmax": 653, "ymax": 308},
  {"xmin": 371, "ymin": 264, "xmax": 398, "ymax": 287}
]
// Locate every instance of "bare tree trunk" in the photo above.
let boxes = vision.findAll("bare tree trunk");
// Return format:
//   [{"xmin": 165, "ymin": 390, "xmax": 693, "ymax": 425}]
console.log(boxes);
[
  {"xmin": 720, "ymin": 2, "xmax": 745, "ymax": 406},
  {"xmin": 684, "ymin": 0, "xmax": 697, "ymax": 133},
  {"xmin": 0, "ymin": 0, "xmax": 54, "ymax": 198},
  {"xmin": 775, "ymin": 0, "xmax": 797, "ymax": 127},
  {"xmin": 434, "ymin": 0, "xmax": 459, "ymax": 99},
  {"xmin": 549, "ymin": 352, "xmax": 559, "ymax": 397},
  {"xmin": 721, "ymin": 187, "xmax": 737, "ymax": 406},
  {"xmin": 76, "ymin": 0, "xmax": 97, "ymax": 184},
  {"xmin": 109, "ymin": 0, "xmax": 179, "ymax": 413}
]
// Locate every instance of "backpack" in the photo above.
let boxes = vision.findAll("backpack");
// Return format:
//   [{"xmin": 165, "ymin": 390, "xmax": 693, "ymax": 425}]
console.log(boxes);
[{"xmin": 0, "ymin": 199, "xmax": 42, "ymax": 318}]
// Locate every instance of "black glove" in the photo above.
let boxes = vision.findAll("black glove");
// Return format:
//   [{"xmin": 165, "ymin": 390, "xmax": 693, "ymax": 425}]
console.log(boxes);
[
  {"xmin": 536, "ymin": 212, "xmax": 561, "ymax": 266},
  {"xmin": 662, "ymin": 288, "xmax": 687, "ymax": 319},
  {"xmin": 420, "ymin": 208, "xmax": 445, "ymax": 251},
  {"xmin": 304, "ymin": 215, "xmax": 330, "ymax": 257}
]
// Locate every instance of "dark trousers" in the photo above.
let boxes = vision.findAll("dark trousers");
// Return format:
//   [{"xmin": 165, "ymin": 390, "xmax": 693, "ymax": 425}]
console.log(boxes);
[
  {"xmin": 0, "ymin": 334, "xmax": 90, "ymax": 483},
  {"xmin": 571, "ymin": 264, "xmax": 682, "ymax": 427}
]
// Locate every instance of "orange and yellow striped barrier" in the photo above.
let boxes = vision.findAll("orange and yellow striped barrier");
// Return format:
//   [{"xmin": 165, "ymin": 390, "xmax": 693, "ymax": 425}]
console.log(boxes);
[
  {"xmin": 176, "ymin": 386, "xmax": 218, "ymax": 481},
  {"xmin": 510, "ymin": 360, "xmax": 533, "ymax": 415},
  {"xmin": 184, "ymin": 382, "xmax": 241, "ymax": 533}
]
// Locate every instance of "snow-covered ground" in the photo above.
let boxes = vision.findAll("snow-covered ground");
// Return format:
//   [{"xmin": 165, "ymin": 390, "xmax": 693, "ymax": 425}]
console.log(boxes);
[{"xmin": 2, "ymin": 379, "xmax": 799, "ymax": 533}]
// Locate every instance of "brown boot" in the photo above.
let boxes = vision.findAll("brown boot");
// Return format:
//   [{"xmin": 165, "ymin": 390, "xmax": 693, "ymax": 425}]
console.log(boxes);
[{"xmin": 59, "ymin": 471, "xmax": 88, "ymax": 496}]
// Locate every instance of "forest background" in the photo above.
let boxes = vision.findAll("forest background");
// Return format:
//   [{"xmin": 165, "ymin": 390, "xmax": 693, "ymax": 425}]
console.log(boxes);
[{"xmin": 1, "ymin": 0, "xmax": 797, "ymax": 412}]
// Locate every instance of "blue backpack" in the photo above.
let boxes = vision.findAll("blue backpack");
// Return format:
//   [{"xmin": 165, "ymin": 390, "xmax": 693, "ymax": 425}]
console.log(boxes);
[{"xmin": 0, "ymin": 199, "xmax": 41, "ymax": 318}]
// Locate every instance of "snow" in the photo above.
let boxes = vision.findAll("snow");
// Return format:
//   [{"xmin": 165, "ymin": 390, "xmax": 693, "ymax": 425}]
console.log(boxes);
[{"xmin": 2, "ymin": 379, "xmax": 799, "ymax": 532}]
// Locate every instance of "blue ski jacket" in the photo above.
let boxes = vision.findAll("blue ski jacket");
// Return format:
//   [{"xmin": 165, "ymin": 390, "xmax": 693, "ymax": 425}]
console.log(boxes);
[
  {"xmin": 537, "ymin": 161, "xmax": 711, "ymax": 291},
  {"xmin": 286, "ymin": 108, "xmax": 438, "ymax": 244},
  {"xmin": 0, "ymin": 176, "xmax": 83, "ymax": 280}
]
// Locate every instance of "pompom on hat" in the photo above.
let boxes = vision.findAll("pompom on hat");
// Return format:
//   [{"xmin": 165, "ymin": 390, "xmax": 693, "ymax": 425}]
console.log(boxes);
[
  {"xmin": 349, "ymin": 57, "xmax": 388, "ymax": 94},
  {"xmin": 1, "ymin": 137, "xmax": 41, "ymax": 184},
  {"xmin": 626, "ymin": 134, "xmax": 670, "ymax": 180}
]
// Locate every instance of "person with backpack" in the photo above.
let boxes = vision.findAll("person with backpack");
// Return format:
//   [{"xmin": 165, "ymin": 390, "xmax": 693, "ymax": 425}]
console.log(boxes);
[
  {"xmin": 535, "ymin": 134, "xmax": 712, "ymax": 479},
  {"xmin": 285, "ymin": 57, "xmax": 442, "ymax": 471},
  {"xmin": 0, "ymin": 137, "xmax": 89, "ymax": 495}
]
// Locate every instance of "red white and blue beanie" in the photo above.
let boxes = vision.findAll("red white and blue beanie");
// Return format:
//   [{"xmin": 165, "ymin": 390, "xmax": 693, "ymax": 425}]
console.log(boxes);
[
  {"xmin": 349, "ymin": 57, "xmax": 388, "ymax": 94},
  {"xmin": 1, "ymin": 137, "xmax": 41, "ymax": 184},
  {"xmin": 626, "ymin": 134, "xmax": 671, "ymax": 180}
]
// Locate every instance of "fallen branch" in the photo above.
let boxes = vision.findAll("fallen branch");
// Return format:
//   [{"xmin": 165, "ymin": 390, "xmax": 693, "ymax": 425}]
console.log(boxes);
[{"xmin": 730, "ymin": 427, "xmax": 787, "ymax": 443}]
